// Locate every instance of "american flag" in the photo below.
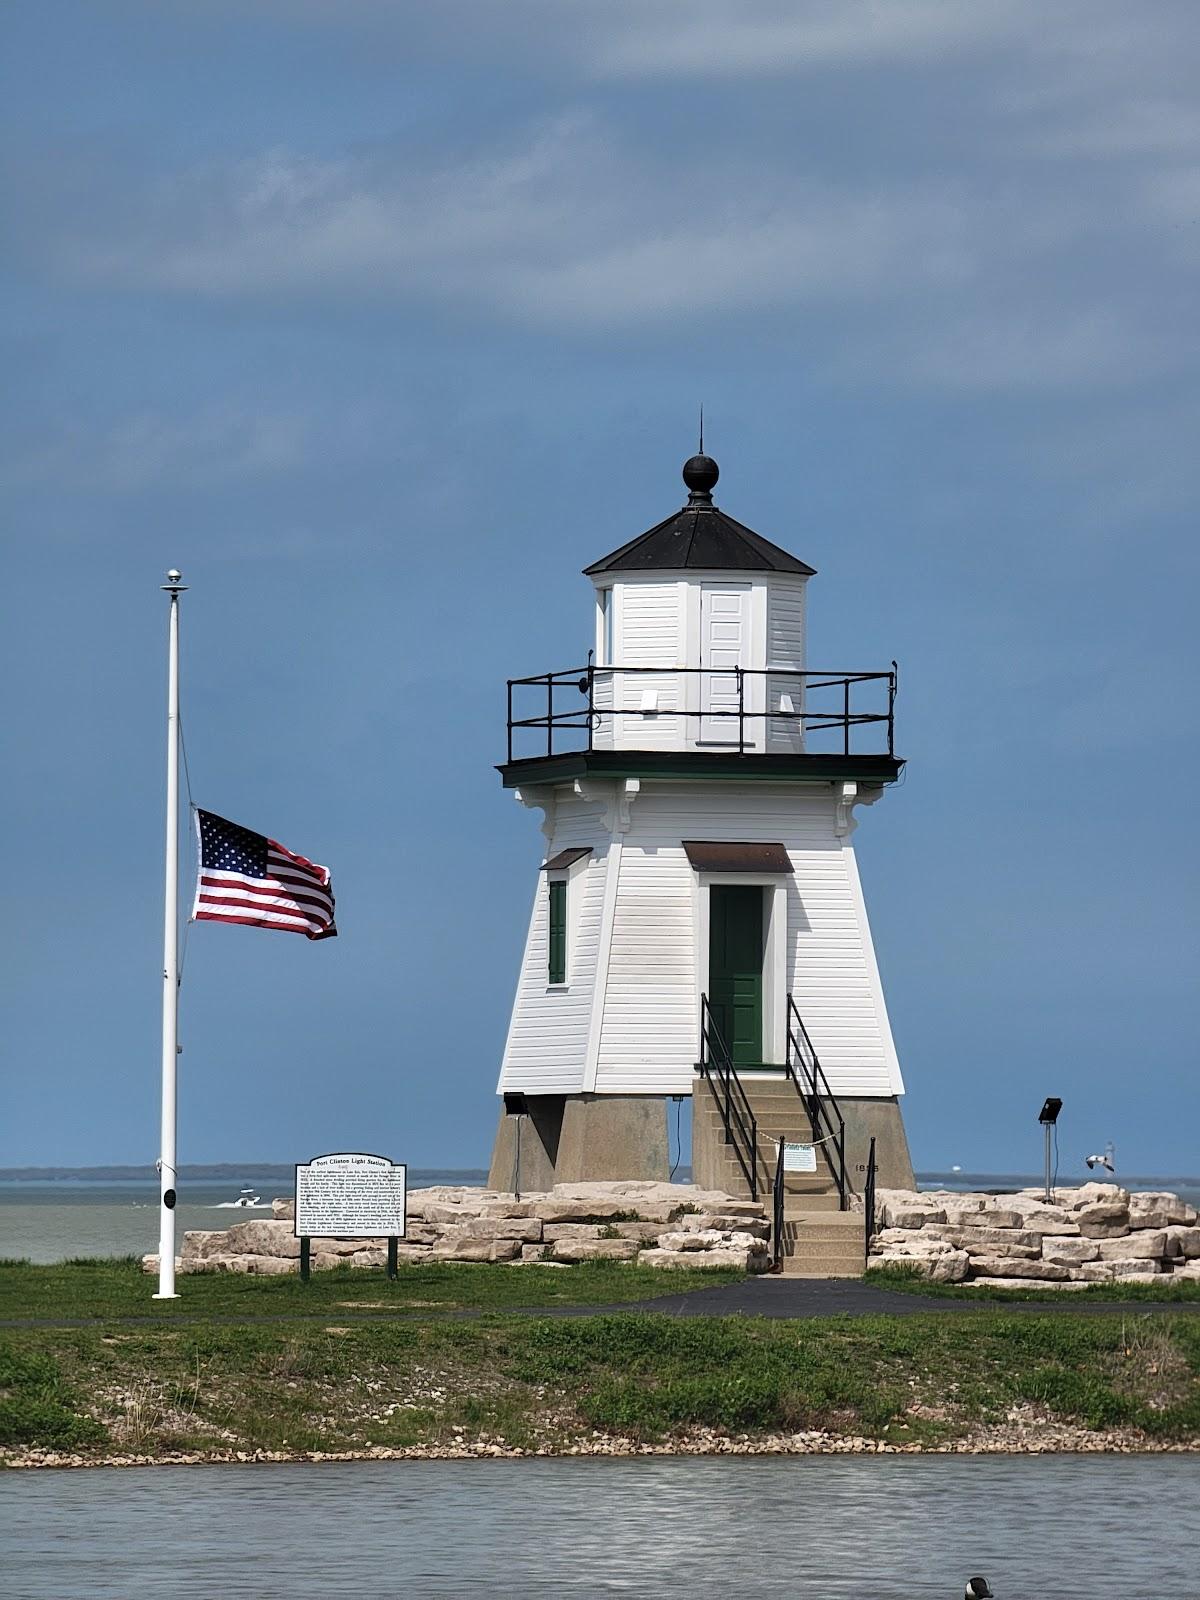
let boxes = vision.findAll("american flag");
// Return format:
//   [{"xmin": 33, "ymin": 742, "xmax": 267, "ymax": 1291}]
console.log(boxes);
[{"xmin": 192, "ymin": 809, "xmax": 337, "ymax": 941}]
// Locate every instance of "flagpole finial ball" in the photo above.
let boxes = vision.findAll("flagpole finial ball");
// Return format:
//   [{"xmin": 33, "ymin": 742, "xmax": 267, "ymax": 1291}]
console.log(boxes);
[{"xmin": 167, "ymin": 569, "xmax": 181, "ymax": 582}]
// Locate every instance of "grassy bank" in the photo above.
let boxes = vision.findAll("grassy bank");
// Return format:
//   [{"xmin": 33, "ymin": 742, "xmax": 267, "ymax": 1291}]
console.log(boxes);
[
  {"xmin": 2, "ymin": 1267, "xmax": 1198, "ymax": 1463},
  {"xmin": 0, "ymin": 1255, "xmax": 738, "ymax": 1323}
]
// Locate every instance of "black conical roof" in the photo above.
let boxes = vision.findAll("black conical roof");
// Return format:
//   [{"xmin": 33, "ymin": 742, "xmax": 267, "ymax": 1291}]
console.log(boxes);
[{"xmin": 583, "ymin": 455, "xmax": 815, "ymax": 577}]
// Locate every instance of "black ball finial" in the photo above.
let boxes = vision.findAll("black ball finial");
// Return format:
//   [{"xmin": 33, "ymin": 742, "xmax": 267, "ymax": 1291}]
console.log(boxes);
[{"xmin": 682, "ymin": 453, "xmax": 719, "ymax": 500}]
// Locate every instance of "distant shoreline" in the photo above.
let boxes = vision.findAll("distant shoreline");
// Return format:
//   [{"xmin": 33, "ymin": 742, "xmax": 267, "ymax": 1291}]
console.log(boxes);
[{"xmin": 2, "ymin": 1165, "xmax": 1198, "ymax": 1190}]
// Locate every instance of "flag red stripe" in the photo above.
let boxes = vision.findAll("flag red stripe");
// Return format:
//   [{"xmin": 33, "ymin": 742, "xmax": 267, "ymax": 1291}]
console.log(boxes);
[
  {"xmin": 268, "ymin": 859, "xmax": 328, "ymax": 890},
  {"xmin": 270, "ymin": 873, "xmax": 333, "ymax": 903},
  {"xmin": 195, "ymin": 895, "xmax": 324, "ymax": 926},
  {"xmin": 268, "ymin": 840, "xmax": 329, "ymax": 880},
  {"xmin": 200, "ymin": 866, "xmax": 333, "ymax": 903},
  {"xmin": 196, "ymin": 892, "xmax": 325, "ymax": 924},
  {"xmin": 197, "ymin": 892, "xmax": 329, "ymax": 924},
  {"xmin": 195, "ymin": 910, "xmax": 325, "ymax": 936},
  {"xmin": 199, "ymin": 875, "xmax": 333, "ymax": 914}
]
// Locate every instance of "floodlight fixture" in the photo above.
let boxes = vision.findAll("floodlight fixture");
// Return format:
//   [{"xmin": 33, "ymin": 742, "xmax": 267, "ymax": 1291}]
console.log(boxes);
[
  {"xmin": 1038, "ymin": 1096, "xmax": 1063, "ymax": 1200},
  {"xmin": 503, "ymin": 1093, "xmax": 529, "ymax": 1199}
]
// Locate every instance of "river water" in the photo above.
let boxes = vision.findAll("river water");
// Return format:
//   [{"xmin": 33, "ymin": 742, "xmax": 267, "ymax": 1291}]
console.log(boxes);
[{"xmin": 2, "ymin": 1454, "xmax": 1194, "ymax": 1598}]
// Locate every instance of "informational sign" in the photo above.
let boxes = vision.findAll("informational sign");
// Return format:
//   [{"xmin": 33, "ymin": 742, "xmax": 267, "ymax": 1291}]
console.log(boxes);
[
  {"xmin": 294, "ymin": 1152, "xmax": 407, "ymax": 1239},
  {"xmin": 782, "ymin": 1142, "xmax": 818, "ymax": 1174}
]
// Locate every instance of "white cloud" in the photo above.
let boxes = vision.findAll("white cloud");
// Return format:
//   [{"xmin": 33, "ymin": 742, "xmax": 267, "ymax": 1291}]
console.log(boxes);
[
  {"xmin": 588, "ymin": 0, "xmax": 1038, "ymax": 77},
  {"xmin": 877, "ymin": 306, "xmax": 1184, "ymax": 392},
  {"xmin": 1145, "ymin": 166, "xmax": 1200, "ymax": 225},
  {"xmin": 43, "ymin": 127, "xmax": 1078, "ymax": 325},
  {"xmin": 1032, "ymin": 101, "xmax": 1200, "ymax": 161},
  {"xmin": 1, "ymin": 401, "xmax": 379, "ymax": 493},
  {"xmin": 183, "ymin": 0, "xmax": 1128, "ymax": 80},
  {"xmin": 10, "ymin": 1, "xmax": 1200, "ymax": 395}
]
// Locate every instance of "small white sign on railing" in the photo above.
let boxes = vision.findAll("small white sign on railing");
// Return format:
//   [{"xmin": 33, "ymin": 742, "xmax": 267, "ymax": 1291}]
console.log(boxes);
[
  {"xmin": 294, "ymin": 1152, "xmax": 407, "ymax": 1239},
  {"xmin": 782, "ymin": 1142, "xmax": 818, "ymax": 1174}
]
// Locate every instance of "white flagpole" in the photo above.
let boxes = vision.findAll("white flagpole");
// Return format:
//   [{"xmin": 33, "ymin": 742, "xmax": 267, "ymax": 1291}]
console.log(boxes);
[{"xmin": 154, "ymin": 569, "xmax": 187, "ymax": 1299}]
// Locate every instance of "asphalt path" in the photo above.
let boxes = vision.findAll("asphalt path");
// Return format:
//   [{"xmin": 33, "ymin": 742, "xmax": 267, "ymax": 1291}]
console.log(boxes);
[{"xmin": 606, "ymin": 1276, "xmax": 1200, "ymax": 1318}]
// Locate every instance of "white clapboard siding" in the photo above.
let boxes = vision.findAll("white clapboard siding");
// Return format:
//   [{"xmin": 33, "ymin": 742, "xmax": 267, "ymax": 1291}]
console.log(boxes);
[
  {"xmin": 613, "ymin": 581, "xmax": 682, "ymax": 750},
  {"xmin": 766, "ymin": 575, "xmax": 807, "ymax": 753},
  {"xmin": 498, "ymin": 796, "xmax": 608, "ymax": 1094},
  {"xmin": 591, "ymin": 669, "xmax": 614, "ymax": 750},
  {"xmin": 592, "ymin": 783, "xmax": 901, "ymax": 1098}
]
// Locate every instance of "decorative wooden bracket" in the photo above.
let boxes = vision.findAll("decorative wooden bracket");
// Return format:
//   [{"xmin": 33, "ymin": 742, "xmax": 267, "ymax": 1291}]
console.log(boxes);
[
  {"xmin": 572, "ymin": 777, "xmax": 640, "ymax": 833},
  {"xmin": 834, "ymin": 780, "xmax": 882, "ymax": 837},
  {"xmin": 514, "ymin": 785, "xmax": 557, "ymax": 843}
]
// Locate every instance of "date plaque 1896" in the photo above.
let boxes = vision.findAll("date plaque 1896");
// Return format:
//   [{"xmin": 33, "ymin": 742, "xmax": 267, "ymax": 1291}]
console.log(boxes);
[{"xmin": 294, "ymin": 1153, "xmax": 407, "ymax": 1239}]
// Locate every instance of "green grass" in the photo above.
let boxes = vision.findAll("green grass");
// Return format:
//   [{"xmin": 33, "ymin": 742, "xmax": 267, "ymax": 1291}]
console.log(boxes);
[
  {"xmin": 866, "ymin": 1264, "xmax": 1200, "ymax": 1303},
  {"xmin": 3, "ymin": 1258, "xmax": 1197, "ymax": 1460},
  {"xmin": 0, "ymin": 1343, "xmax": 105, "ymax": 1450},
  {"xmin": 2, "ymin": 1309, "xmax": 1197, "ymax": 1459},
  {"xmin": 0, "ymin": 1255, "xmax": 741, "ymax": 1324}
]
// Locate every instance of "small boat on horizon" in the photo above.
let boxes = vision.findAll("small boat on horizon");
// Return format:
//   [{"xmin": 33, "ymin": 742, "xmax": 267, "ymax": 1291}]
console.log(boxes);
[{"xmin": 211, "ymin": 1186, "xmax": 267, "ymax": 1210}]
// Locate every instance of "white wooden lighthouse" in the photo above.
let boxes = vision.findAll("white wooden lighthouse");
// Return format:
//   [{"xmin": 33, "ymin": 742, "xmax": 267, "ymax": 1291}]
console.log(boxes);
[{"xmin": 488, "ymin": 451, "xmax": 915, "ymax": 1207}]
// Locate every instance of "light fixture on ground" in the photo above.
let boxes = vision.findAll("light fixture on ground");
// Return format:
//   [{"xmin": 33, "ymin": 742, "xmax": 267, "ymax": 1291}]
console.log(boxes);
[
  {"xmin": 1038, "ymin": 1097, "xmax": 1062, "ymax": 1203},
  {"xmin": 503, "ymin": 1092, "xmax": 528, "ymax": 1199}
]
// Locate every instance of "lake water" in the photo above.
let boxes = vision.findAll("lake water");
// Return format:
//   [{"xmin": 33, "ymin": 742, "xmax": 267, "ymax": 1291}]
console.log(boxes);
[
  {"xmin": 2, "ymin": 1454, "xmax": 1195, "ymax": 1598},
  {"xmin": 4, "ymin": 1171, "xmax": 1198, "ymax": 1263},
  {"xmin": 0, "ymin": 1172, "xmax": 485, "ymax": 1263}
]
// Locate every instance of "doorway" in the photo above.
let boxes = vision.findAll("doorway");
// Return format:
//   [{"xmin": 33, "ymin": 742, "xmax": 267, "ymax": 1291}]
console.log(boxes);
[
  {"xmin": 699, "ymin": 583, "xmax": 750, "ymax": 744},
  {"xmin": 708, "ymin": 884, "xmax": 764, "ymax": 1065}
]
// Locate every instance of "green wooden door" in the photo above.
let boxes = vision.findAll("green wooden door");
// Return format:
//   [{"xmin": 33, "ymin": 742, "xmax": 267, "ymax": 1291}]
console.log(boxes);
[{"xmin": 708, "ymin": 885, "xmax": 764, "ymax": 1066}]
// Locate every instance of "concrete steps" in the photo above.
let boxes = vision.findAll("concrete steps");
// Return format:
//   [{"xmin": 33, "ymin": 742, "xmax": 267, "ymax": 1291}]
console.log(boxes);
[
  {"xmin": 775, "ymin": 1211, "xmax": 865, "ymax": 1279},
  {"xmin": 693, "ymin": 1077, "xmax": 864, "ymax": 1276},
  {"xmin": 693, "ymin": 1094, "xmax": 846, "ymax": 1209},
  {"xmin": 699, "ymin": 1144, "xmax": 843, "ymax": 1203}
]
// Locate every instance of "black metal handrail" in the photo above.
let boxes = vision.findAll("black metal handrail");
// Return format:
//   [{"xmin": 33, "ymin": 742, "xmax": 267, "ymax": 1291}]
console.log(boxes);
[
  {"xmin": 771, "ymin": 1137, "xmax": 786, "ymax": 1272},
  {"xmin": 506, "ymin": 661, "xmax": 897, "ymax": 763},
  {"xmin": 786, "ymin": 995, "xmax": 848, "ymax": 1210},
  {"xmin": 864, "ymin": 1136, "xmax": 878, "ymax": 1268},
  {"xmin": 697, "ymin": 995, "xmax": 759, "ymax": 1201}
]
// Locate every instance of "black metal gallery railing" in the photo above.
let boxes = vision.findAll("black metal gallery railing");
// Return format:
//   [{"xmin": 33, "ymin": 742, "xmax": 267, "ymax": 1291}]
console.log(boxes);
[
  {"xmin": 697, "ymin": 995, "xmax": 759, "ymax": 1201},
  {"xmin": 506, "ymin": 660, "xmax": 897, "ymax": 763},
  {"xmin": 771, "ymin": 1138, "xmax": 786, "ymax": 1273},
  {"xmin": 864, "ymin": 1137, "xmax": 878, "ymax": 1268},
  {"xmin": 786, "ymin": 995, "xmax": 848, "ymax": 1211}
]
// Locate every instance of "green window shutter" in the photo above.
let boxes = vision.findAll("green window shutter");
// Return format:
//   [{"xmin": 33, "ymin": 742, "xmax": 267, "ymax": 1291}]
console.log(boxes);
[{"xmin": 548, "ymin": 880, "xmax": 567, "ymax": 984}]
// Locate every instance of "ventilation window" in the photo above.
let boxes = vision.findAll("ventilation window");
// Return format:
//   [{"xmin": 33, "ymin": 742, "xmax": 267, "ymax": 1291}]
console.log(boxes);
[{"xmin": 547, "ymin": 879, "xmax": 567, "ymax": 985}]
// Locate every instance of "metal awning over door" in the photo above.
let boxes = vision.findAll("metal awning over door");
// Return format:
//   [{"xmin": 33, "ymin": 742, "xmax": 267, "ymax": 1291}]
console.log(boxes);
[{"xmin": 682, "ymin": 841, "xmax": 791, "ymax": 872}]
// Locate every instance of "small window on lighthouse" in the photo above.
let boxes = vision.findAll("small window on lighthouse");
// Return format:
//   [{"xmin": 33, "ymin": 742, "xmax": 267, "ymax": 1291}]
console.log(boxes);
[
  {"xmin": 548, "ymin": 878, "xmax": 568, "ymax": 985},
  {"xmin": 599, "ymin": 588, "xmax": 613, "ymax": 666}
]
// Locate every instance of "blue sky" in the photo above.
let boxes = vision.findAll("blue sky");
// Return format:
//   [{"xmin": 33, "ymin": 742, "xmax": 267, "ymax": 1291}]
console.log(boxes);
[{"xmin": 3, "ymin": 1, "xmax": 1198, "ymax": 1175}]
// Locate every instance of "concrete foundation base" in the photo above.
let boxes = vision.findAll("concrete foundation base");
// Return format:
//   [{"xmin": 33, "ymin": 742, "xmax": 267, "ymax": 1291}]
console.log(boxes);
[
  {"xmin": 839, "ymin": 1096, "xmax": 916, "ymax": 1192},
  {"xmin": 486, "ymin": 1094, "xmax": 669, "ymax": 1189},
  {"xmin": 485, "ymin": 1096, "xmax": 563, "ymax": 1194}
]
